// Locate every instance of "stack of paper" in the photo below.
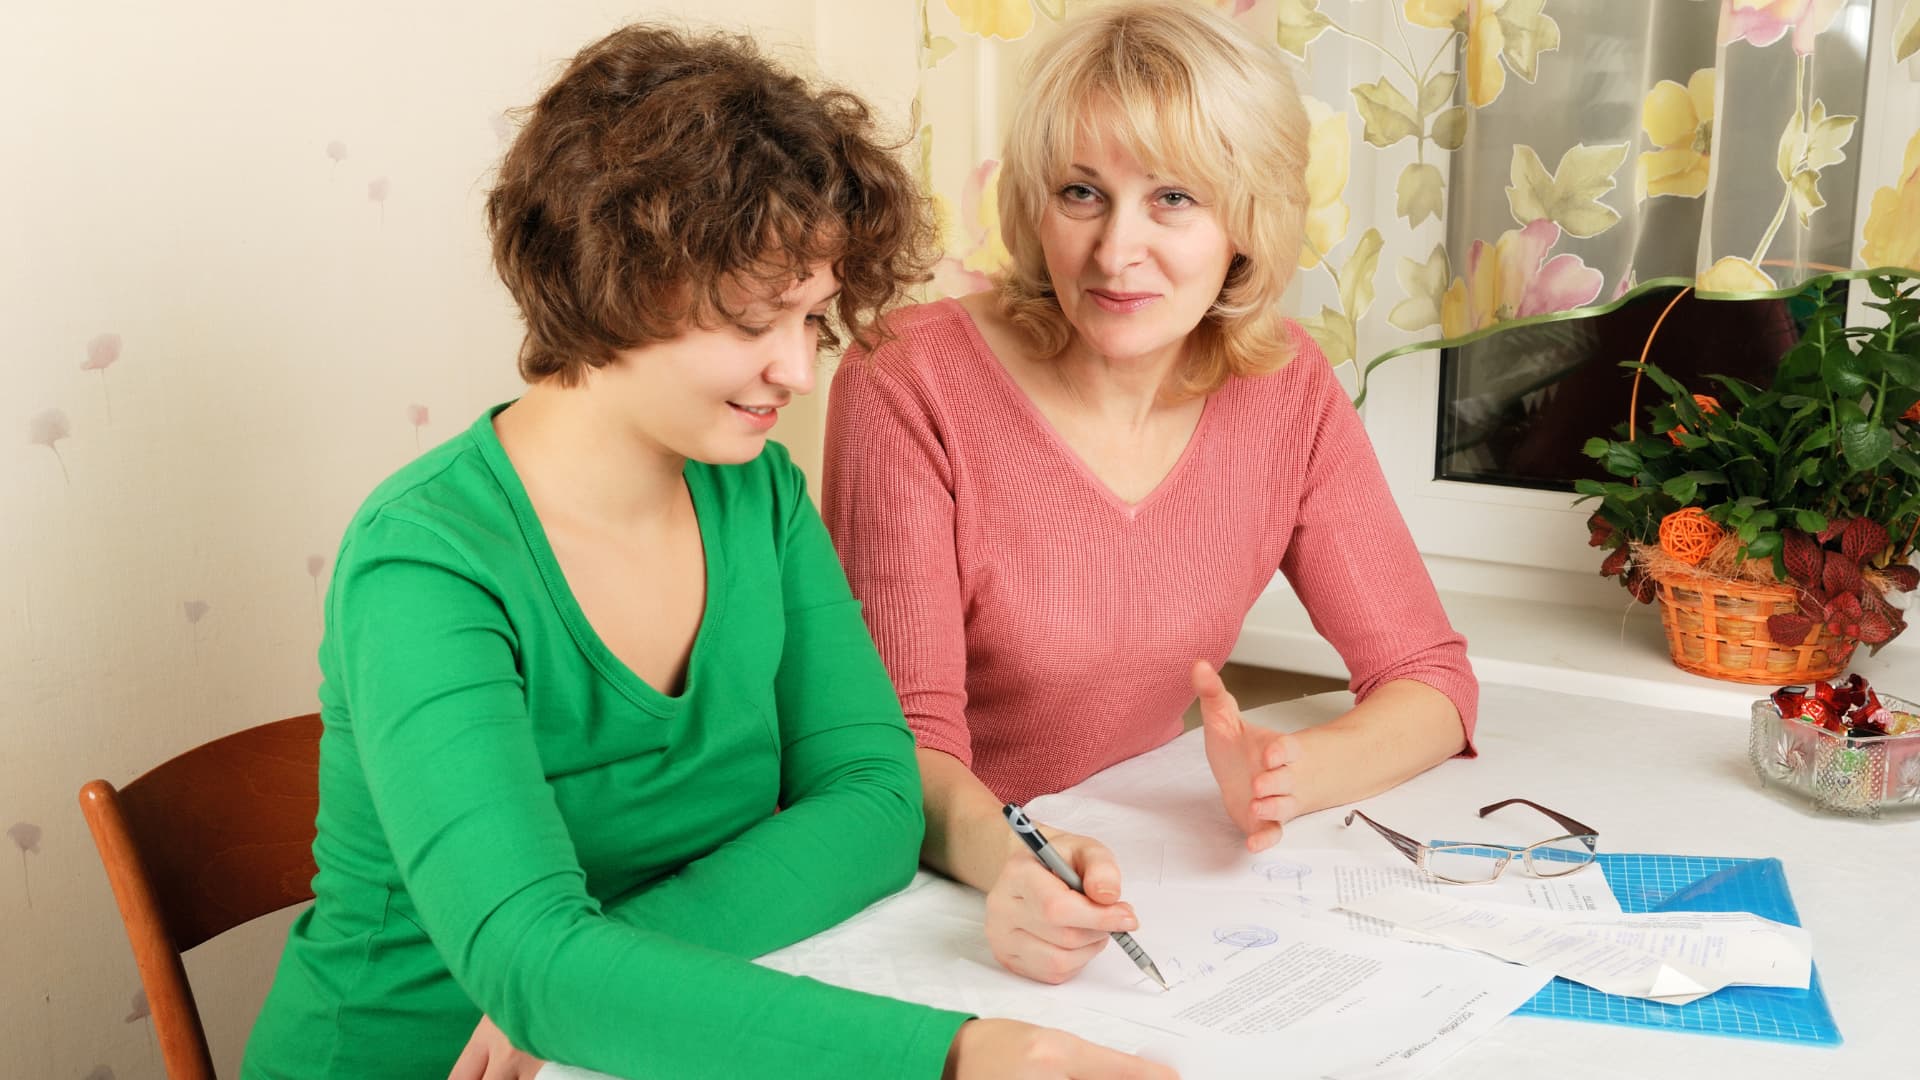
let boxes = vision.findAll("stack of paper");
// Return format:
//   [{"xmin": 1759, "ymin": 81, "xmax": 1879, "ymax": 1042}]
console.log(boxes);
[{"xmin": 1339, "ymin": 888, "xmax": 1813, "ymax": 1005}]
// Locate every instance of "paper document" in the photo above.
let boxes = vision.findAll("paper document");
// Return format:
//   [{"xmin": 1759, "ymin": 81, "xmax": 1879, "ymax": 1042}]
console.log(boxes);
[
  {"xmin": 1340, "ymin": 888, "xmax": 1812, "ymax": 1005},
  {"xmin": 949, "ymin": 886, "xmax": 1553, "ymax": 1079},
  {"xmin": 1156, "ymin": 843, "xmax": 1621, "ymax": 938}
]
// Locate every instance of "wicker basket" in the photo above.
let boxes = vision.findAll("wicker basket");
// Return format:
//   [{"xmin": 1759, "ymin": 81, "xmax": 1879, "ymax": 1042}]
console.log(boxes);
[
  {"xmin": 1626, "ymin": 286, "xmax": 1858, "ymax": 685},
  {"xmin": 1650, "ymin": 566, "xmax": 1854, "ymax": 683}
]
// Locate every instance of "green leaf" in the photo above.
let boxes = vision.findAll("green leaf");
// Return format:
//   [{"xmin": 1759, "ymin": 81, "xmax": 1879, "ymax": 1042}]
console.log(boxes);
[
  {"xmin": 1705, "ymin": 374, "xmax": 1762, "ymax": 408},
  {"xmin": 1388, "ymin": 245, "xmax": 1450, "ymax": 332},
  {"xmin": 1840, "ymin": 421, "xmax": 1894, "ymax": 472},
  {"xmin": 1337, "ymin": 228, "xmax": 1385, "ymax": 321},
  {"xmin": 1822, "ymin": 346, "xmax": 1872, "ymax": 396},
  {"xmin": 1396, "ymin": 162, "xmax": 1446, "ymax": 227},
  {"xmin": 1573, "ymin": 477, "xmax": 1607, "ymax": 496},
  {"xmin": 1888, "ymin": 387, "xmax": 1920, "ymax": 422},
  {"xmin": 1418, "ymin": 71, "xmax": 1458, "ymax": 116},
  {"xmin": 1351, "ymin": 79, "xmax": 1422, "ymax": 148},
  {"xmin": 1275, "ymin": 0, "xmax": 1333, "ymax": 58},
  {"xmin": 1662, "ymin": 476, "xmax": 1698, "ymax": 504},
  {"xmin": 1683, "ymin": 469, "xmax": 1727, "ymax": 486},
  {"xmin": 1603, "ymin": 444, "xmax": 1643, "ymax": 477},
  {"xmin": 1505, "ymin": 142, "xmax": 1628, "ymax": 237},
  {"xmin": 1632, "ymin": 362, "xmax": 1690, "ymax": 404},
  {"xmin": 1582, "ymin": 437, "xmax": 1610, "ymax": 458},
  {"xmin": 1746, "ymin": 531, "xmax": 1783, "ymax": 559},
  {"xmin": 1737, "ymin": 521, "xmax": 1760, "ymax": 544},
  {"xmin": 1894, "ymin": 0, "xmax": 1919, "ymax": 63},
  {"xmin": 1889, "ymin": 447, "xmax": 1920, "ymax": 479},
  {"xmin": 1865, "ymin": 346, "xmax": 1920, "ymax": 388},
  {"xmin": 1795, "ymin": 509, "xmax": 1828, "ymax": 533},
  {"xmin": 1732, "ymin": 422, "xmax": 1779, "ymax": 455},
  {"xmin": 1297, "ymin": 305, "xmax": 1355, "ymax": 366},
  {"xmin": 1798, "ymin": 427, "xmax": 1834, "ymax": 453},
  {"xmin": 1429, "ymin": 106, "xmax": 1468, "ymax": 151},
  {"xmin": 1497, "ymin": 0, "xmax": 1561, "ymax": 82}
]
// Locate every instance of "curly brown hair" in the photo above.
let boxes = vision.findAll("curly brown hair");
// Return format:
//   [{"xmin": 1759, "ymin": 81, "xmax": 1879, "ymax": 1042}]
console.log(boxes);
[{"xmin": 486, "ymin": 25, "xmax": 935, "ymax": 385}]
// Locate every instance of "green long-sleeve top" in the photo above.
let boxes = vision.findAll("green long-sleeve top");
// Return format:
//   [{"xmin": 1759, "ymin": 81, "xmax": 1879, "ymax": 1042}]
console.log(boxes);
[{"xmin": 242, "ymin": 406, "xmax": 970, "ymax": 1079}]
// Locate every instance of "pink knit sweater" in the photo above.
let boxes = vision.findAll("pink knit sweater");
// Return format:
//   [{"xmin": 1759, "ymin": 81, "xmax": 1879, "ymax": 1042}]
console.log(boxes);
[{"xmin": 821, "ymin": 298, "xmax": 1477, "ymax": 805}]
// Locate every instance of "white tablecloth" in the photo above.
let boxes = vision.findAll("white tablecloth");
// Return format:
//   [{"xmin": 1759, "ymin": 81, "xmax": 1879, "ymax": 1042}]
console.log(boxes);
[{"xmin": 545, "ymin": 683, "xmax": 1917, "ymax": 1078}]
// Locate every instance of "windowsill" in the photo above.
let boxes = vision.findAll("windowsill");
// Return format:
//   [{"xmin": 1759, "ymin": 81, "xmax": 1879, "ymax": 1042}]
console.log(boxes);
[{"xmin": 1231, "ymin": 580, "xmax": 1918, "ymax": 717}]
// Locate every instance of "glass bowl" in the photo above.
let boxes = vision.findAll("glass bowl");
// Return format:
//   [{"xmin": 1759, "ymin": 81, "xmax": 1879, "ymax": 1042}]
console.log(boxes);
[{"xmin": 1748, "ymin": 693, "xmax": 1920, "ymax": 816}]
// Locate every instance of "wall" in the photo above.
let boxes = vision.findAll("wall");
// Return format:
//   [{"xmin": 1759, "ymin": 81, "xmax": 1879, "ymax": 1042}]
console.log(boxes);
[{"xmin": 0, "ymin": 2, "xmax": 916, "ymax": 1076}]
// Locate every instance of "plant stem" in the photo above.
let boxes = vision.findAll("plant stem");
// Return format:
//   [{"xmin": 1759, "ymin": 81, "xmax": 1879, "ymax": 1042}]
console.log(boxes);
[
  {"xmin": 1750, "ymin": 54, "xmax": 1809, "ymax": 265},
  {"xmin": 1325, "ymin": 22, "xmax": 1422, "ymax": 85}
]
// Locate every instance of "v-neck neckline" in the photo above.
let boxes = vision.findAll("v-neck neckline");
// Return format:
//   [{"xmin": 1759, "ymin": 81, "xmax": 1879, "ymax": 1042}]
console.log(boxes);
[
  {"xmin": 472, "ymin": 404, "xmax": 725, "ymax": 715},
  {"xmin": 945, "ymin": 297, "xmax": 1215, "ymax": 520}
]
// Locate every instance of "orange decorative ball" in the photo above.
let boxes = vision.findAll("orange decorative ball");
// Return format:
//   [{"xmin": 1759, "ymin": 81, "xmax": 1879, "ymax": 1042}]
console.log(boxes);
[
  {"xmin": 1659, "ymin": 507, "xmax": 1725, "ymax": 566},
  {"xmin": 1668, "ymin": 394, "xmax": 1722, "ymax": 446}
]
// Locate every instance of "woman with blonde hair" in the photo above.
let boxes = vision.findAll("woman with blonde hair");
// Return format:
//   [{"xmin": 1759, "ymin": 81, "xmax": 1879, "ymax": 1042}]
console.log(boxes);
[{"xmin": 824, "ymin": 0, "xmax": 1477, "ymax": 987}]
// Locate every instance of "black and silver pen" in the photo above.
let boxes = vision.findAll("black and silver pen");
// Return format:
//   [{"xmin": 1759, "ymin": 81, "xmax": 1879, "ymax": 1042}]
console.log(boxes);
[{"xmin": 1002, "ymin": 803, "xmax": 1169, "ymax": 991}]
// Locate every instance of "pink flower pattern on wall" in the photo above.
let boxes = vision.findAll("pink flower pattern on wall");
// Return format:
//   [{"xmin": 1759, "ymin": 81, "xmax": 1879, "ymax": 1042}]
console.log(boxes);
[
  {"xmin": 27, "ymin": 409, "xmax": 72, "ymax": 483},
  {"xmin": 8, "ymin": 822, "xmax": 41, "ymax": 908},
  {"xmin": 82, "ymin": 333, "xmax": 121, "ymax": 419},
  {"xmin": 408, "ymin": 403, "xmax": 430, "ymax": 449}
]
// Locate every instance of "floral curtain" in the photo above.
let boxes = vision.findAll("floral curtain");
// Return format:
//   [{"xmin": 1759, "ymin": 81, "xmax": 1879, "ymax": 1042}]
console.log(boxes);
[{"xmin": 917, "ymin": 0, "xmax": 1920, "ymax": 391}]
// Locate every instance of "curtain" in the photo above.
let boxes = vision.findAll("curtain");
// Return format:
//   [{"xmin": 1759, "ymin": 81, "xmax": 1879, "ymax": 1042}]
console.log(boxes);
[{"xmin": 916, "ymin": 0, "xmax": 1920, "ymax": 391}]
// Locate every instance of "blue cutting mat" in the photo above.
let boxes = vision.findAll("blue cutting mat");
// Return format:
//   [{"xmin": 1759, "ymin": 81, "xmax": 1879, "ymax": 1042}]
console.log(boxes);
[{"xmin": 1506, "ymin": 852, "xmax": 1840, "ymax": 1044}]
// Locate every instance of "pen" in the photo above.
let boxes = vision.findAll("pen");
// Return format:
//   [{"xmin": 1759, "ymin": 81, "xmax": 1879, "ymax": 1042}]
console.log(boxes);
[{"xmin": 1002, "ymin": 803, "xmax": 1169, "ymax": 991}]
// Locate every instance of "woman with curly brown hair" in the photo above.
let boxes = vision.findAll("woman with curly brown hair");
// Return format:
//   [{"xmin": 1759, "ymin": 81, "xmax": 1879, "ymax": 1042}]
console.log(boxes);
[{"xmin": 241, "ymin": 23, "xmax": 1172, "ymax": 1080}]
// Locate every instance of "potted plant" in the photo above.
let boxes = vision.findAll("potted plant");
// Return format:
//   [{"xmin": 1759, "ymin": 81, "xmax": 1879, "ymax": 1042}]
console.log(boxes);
[{"xmin": 1577, "ymin": 274, "xmax": 1920, "ymax": 684}]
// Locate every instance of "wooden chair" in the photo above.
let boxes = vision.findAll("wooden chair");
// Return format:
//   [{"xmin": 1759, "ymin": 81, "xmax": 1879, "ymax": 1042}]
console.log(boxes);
[{"xmin": 78, "ymin": 714, "xmax": 323, "ymax": 1080}]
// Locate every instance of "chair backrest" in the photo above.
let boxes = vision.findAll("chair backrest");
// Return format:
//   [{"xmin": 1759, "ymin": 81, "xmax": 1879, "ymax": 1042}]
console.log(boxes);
[{"xmin": 78, "ymin": 714, "xmax": 323, "ymax": 1080}]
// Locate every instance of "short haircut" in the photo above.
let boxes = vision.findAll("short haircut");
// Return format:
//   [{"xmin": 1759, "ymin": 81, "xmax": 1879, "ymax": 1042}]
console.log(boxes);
[
  {"xmin": 486, "ymin": 25, "xmax": 935, "ymax": 384},
  {"xmin": 995, "ymin": 1, "xmax": 1310, "ymax": 396}
]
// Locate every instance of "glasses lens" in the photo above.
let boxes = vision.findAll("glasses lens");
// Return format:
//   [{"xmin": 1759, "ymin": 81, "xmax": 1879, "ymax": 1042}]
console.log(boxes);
[
  {"xmin": 1526, "ymin": 834, "xmax": 1597, "ymax": 877},
  {"xmin": 1426, "ymin": 845, "xmax": 1509, "ymax": 883}
]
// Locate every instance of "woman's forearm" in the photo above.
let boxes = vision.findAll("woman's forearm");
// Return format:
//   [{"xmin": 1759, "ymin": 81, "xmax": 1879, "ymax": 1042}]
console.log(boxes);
[
  {"xmin": 917, "ymin": 748, "xmax": 1021, "ymax": 892},
  {"xmin": 1291, "ymin": 679, "xmax": 1467, "ymax": 816}
]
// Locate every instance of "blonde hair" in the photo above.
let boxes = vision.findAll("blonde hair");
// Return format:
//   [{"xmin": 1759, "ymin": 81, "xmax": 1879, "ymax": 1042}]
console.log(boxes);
[{"xmin": 995, "ymin": 0, "xmax": 1309, "ymax": 397}]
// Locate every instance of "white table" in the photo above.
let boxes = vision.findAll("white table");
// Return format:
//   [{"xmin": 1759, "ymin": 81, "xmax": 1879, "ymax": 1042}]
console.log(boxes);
[{"xmin": 548, "ymin": 684, "xmax": 1917, "ymax": 1079}]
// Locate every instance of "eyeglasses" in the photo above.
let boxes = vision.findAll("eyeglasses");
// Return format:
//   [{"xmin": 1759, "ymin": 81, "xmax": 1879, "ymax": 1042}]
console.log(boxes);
[{"xmin": 1343, "ymin": 798, "xmax": 1599, "ymax": 885}]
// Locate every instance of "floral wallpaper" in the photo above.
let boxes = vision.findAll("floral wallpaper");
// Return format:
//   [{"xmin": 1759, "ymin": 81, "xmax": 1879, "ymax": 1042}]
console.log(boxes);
[
  {"xmin": 1, "ymin": 2, "xmax": 903, "ymax": 1077},
  {"xmin": 916, "ymin": 0, "xmax": 1920, "ymax": 394}
]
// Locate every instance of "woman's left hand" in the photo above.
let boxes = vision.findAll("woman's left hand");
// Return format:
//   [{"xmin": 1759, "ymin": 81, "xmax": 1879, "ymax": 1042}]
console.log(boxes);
[
  {"xmin": 1193, "ymin": 660, "xmax": 1302, "ymax": 852},
  {"xmin": 447, "ymin": 1015, "xmax": 546, "ymax": 1080}
]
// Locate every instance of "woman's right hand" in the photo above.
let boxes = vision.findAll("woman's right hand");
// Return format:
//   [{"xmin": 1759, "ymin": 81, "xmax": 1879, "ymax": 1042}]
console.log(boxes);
[
  {"xmin": 943, "ymin": 1019, "xmax": 1177, "ymax": 1079},
  {"xmin": 983, "ymin": 827, "xmax": 1137, "ymax": 984}
]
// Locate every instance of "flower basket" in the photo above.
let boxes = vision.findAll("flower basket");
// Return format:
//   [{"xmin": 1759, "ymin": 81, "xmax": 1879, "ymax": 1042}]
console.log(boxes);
[
  {"xmin": 1576, "ymin": 275, "xmax": 1920, "ymax": 686},
  {"xmin": 1650, "ymin": 564, "xmax": 1854, "ymax": 684}
]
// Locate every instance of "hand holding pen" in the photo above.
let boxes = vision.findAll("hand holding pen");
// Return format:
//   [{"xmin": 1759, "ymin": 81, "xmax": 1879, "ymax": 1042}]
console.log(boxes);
[{"xmin": 1000, "ymin": 804, "xmax": 1169, "ymax": 990}]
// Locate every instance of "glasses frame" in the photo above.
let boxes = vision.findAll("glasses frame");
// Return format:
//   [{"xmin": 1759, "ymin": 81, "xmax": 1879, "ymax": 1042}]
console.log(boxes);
[{"xmin": 1342, "ymin": 798, "xmax": 1600, "ymax": 885}]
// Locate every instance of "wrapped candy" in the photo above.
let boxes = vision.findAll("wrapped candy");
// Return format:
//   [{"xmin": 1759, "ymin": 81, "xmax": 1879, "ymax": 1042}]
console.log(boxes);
[
  {"xmin": 1770, "ymin": 685, "xmax": 1808, "ymax": 719},
  {"xmin": 1776, "ymin": 676, "xmax": 1911, "ymax": 737}
]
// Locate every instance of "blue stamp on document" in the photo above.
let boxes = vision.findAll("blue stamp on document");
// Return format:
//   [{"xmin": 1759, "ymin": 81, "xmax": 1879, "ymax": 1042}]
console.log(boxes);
[
  {"xmin": 1251, "ymin": 859, "xmax": 1311, "ymax": 884},
  {"xmin": 1212, "ymin": 925, "xmax": 1279, "ymax": 949}
]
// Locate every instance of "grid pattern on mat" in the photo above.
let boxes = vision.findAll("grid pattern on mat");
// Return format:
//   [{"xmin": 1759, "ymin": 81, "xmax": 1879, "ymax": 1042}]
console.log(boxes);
[{"xmin": 1436, "ymin": 850, "xmax": 1842, "ymax": 1045}]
